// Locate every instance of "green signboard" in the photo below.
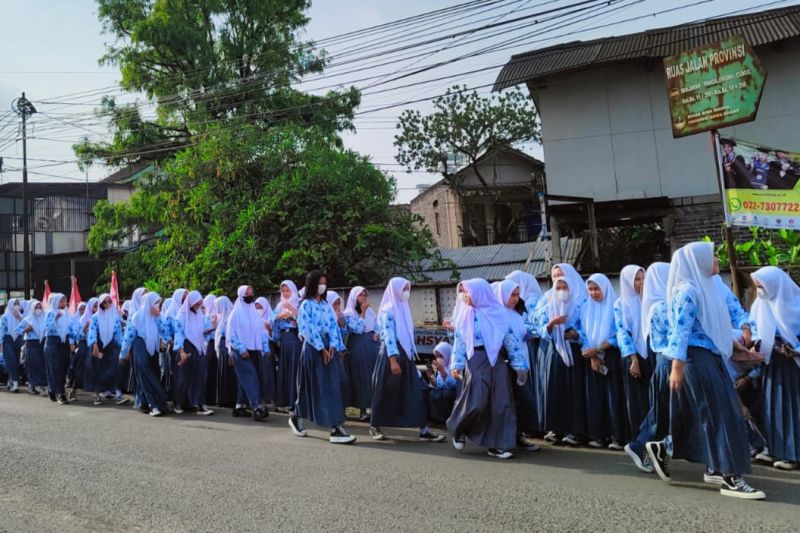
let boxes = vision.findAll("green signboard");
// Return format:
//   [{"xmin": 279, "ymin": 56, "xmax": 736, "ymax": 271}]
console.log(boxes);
[{"xmin": 663, "ymin": 35, "xmax": 766, "ymax": 138}]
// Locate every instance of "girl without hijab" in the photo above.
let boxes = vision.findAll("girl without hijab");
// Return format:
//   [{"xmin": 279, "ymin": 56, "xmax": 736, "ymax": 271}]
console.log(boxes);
[
  {"xmin": 202, "ymin": 294, "xmax": 218, "ymax": 407},
  {"xmin": 173, "ymin": 290, "xmax": 212, "ymax": 415},
  {"xmin": 326, "ymin": 291, "xmax": 353, "ymax": 409},
  {"xmin": 343, "ymin": 285, "xmax": 381, "ymax": 421},
  {"xmin": 65, "ymin": 301, "xmax": 88, "ymax": 399},
  {"xmin": 369, "ymin": 276, "xmax": 444, "ymax": 443},
  {"xmin": 750, "ymin": 266, "xmax": 800, "ymax": 471},
  {"xmin": 86, "ymin": 293, "xmax": 126, "ymax": 406},
  {"xmin": 425, "ymin": 341, "xmax": 458, "ymax": 424},
  {"xmin": 43, "ymin": 293, "xmax": 77, "ymax": 404},
  {"xmin": 580, "ymin": 274, "xmax": 625, "ymax": 450},
  {"xmin": 213, "ymin": 296, "xmax": 240, "ymax": 410},
  {"xmin": 290, "ymin": 271, "xmax": 355, "ymax": 444},
  {"xmin": 271, "ymin": 280, "xmax": 302, "ymax": 413},
  {"xmin": 16, "ymin": 299, "xmax": 47, "ymax": 394},
  {"xmin": 119, "ymin": 292, "xmax": 168, "ymax": 416},
  {"xmin": 447, "ymin": 278, "xmax": 530, "ymax": 459},
  {"xmin": 226, "ymin": 285, "xmax": 270, "ymax": 421},
  {"xmin": 492, "ymin": 279, "xmax": 540, "ymax": 452},
  {"xmin": 534, "ymin": 267, "xmax": 588, "ymax": 445},
  {"xmin": 645, "ymin": 241, "xmax": 764, "ymax": 500},
  {"xmin": 614, "ymin": 265, "xmax": 652, "ymax": 442},
  {"xmin": 0, "ymin": 298, "xmax": 25, "ymax": 392},
  {"xmin": 625, "ymin": 262, "xmax": 671, "ymax": 473}
]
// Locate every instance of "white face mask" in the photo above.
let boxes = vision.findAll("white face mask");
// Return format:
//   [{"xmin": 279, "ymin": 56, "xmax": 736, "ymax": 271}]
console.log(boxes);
[
  {"xmin": 317, "ymin": 284, "xmax": 327, "ymax": 295},
  {"xmin": 555, "ymin": 289, "xmax": 570, "ymax": 303},
  {"xmin": 34, "ymin": 309, "xmax": 43, "ymax": 317},
  {"xmin": 756, "ymin": 287, "xmax": 768, "ymax": 300},
  {"xmin": 400, "ymin": 290, "xmax": 411, "ymax": 302}
]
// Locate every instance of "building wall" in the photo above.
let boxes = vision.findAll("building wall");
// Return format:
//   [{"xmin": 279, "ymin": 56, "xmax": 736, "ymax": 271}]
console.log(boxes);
[
  {"xmin": 107, "ymin": 185, "xmax": 133, "ymax": 204},
  {"xmin": 409, "ymin": 183, "xmax": 462, "ymax": 247},
  {"xmin": 458, "ymin": 151, "xmax": 540, "ymax": 188},
  {"xmin": 535, "ymin": 39, "xmax": 800, "ymax": 202}
]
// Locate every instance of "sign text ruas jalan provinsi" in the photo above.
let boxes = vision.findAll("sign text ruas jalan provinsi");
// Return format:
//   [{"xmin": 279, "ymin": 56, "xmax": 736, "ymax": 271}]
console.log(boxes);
[{"xmin": 663, "ymin": 35, "xmax": 766, "ymax": 138}]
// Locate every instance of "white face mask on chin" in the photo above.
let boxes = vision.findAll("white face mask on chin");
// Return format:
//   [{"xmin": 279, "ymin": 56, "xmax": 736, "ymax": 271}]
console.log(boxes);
[{"xmin": 317, "ymin": 284, "xmax": 327, "ymax": 295}]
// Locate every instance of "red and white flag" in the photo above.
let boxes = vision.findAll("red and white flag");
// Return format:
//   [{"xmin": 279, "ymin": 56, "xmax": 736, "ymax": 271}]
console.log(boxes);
[
  {"xmin": 110, "ymin": 270, "xmax": 121, "ymax": 310},
  {"xmin": 42, "ymin": 279, "xmax": 52, "ymax": 307},
  {"xmin": 68, "ymin": 276, "xmax": 82, "ymax": 315}
]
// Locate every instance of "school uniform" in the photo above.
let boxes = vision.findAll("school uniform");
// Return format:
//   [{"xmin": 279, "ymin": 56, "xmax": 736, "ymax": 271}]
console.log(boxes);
[
  {"xmin": 85, "ymin": 301, "xmax": 124, "ymax": 395},
  {"xmin": 0, "ymin": 299, "xmax": 24, "ymax": 388},
  {"xmin": 213, "ymin": 297, "xmax": 239, "ymax": 408},
  {"xmin": 172, "ymin": 291, "xmax": 209, "ymax": 412},
  {"xmin": 227, "ymin": 287, "xmax": 271, "ymax": 418},
  {"xmin": 343, "ymin": 286, "xmax": 380, "ymax": 411},
  {"xmin": 15, "ymin": 303, "xmax": 47, "ymax": 389},
  {"xmin": 43, "ymin": 295, "xmax": 77, "ymax": 399}
]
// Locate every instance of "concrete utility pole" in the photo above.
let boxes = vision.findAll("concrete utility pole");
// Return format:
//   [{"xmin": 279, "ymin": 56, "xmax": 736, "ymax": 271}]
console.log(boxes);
[{"xmin": 13, "ymin": 92, "xmax": 37, "ymax": 298}]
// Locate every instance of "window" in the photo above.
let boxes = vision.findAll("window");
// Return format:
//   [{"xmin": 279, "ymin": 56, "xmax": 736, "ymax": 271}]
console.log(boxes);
[{"xmin": 434, "ymin": 212, "xmax": 441, "ymax": 235}]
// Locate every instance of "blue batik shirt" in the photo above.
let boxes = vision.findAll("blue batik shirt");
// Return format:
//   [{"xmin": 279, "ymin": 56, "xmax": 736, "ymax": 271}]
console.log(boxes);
[
  {"xmin": 119, "ymin": 317, "xmax": 169, "ymax": 357},
  {"xmin": 86, "ymin": 315, "xmax": 123, "ymax": 347},
  {"xmin": 298, "ymin": 299, "xmax": 344, "ymax": 352},
  {"xmin": 451, "ymin": 315, "xmax": 529, "ymax": 372},
  {"xmin": 648, "ymin": 302, "xmax": 670, "ymax": 354}
]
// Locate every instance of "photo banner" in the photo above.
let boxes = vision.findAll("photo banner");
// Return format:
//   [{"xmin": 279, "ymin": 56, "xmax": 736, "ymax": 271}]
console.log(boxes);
[{"xmin": 719, "ymin": 136, "xmax": 800, "ymax": 229}]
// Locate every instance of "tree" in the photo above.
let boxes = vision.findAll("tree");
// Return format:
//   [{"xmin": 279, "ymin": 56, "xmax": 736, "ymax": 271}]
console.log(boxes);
[{"xmin": 394, "ymin": 85, "xmax": 541, "ymax": 244}]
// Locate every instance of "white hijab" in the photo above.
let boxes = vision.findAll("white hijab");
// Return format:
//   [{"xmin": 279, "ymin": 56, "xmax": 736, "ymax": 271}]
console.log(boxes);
[
  {"xmin": 25, "ymin": 299, "xmax": 46, "ymax": 339},
  {"xmin": 750, "ymin": 266, "xmax": 800, "ymax": 367},
  {"xmin": 178, "ymin": 290, "xmax": 205, "ymax": 354},
  {"xmin": 95, "ymin": 293, "xmax": 120, "ymax": 348},
  {"xmin": 505, "ymin": 270, "xmax": 542, "ymax": 308},
  {"xmin": 546, "ymin": 276, "xmax": 580, "ymax": 366},
  {"xmin": 226, "ymin": 286, "xmax": 264, "ymax": 351},
  {"xmin": 203, "ymin": 294, "xmax": 217, "ymax": 318},
  {"xmin": 492, "ymin": 279, "xmax": 527, "ymax": 341},
  {"xmin": 378, "ymin": 277, "xmax": 415, "ymax": 359},
  {"xmin": 434, "ymin": 341, "xmax": 453, "ymax": 371},
  {"xmin": 344, "ymin": 286, "xmax": 377, "ymax": 333},
  {"xmin": 214, "ymin": 296, "xmax": 233, "ymax": 353},
  {"xmin": 552, "ymin": 263, "xmax": 587, "ymax": 305},
  {"xmin": 618, "ymin": 265, "xmax": 648, "ymax": 358},
  {"xmin": 278, "ymin": 280, "xmax": 300, "ymax": 312},
  {"xmin": 3, "ymin": 298, "xmax": 23, "ymax": 341},
  {"xmin": 667, "ymin": 242, "xmax": 733, "ymax": 359},
  {"xmin": 582, "ymin": 273, "xmax": 617, "ymax": 350},
  {"xmin": 48, "ymin": 293, "xmax": 70, "ymax": 342},
  {"xmin": 132, "ymin": 292, "xmax": 162, "ymax": 356},
  {"xmin": 130, "ymin": 287, "xmax": 147, "ymax": 316},
  {"xmin": 641, "ymin": 262, "xmax": 670, "ymax": 342},
  {"xmin": 454, "ymin": 278, "xmax": 509, "ymax": 366},
  {"xmin": 80, "ymin": 297, "xmax": 98, "ymax": 332},
  {"xmin": 167, "ymin": 289, "xmax": 187, "ymax": 321},
  {"xmin": 326, "ymin": 291, "xmax": 342, "ymax": 311}
]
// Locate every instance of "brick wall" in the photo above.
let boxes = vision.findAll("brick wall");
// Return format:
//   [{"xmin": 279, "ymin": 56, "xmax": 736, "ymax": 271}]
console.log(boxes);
[{"xmin": 409, "ymin": 183, "xmax": 462, "ymax": 248}]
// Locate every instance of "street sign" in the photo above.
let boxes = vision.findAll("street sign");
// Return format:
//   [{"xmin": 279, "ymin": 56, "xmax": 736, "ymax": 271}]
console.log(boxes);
[{"xmin": 663, "ymin": 35, "xmax": 766, "ymax": 138}]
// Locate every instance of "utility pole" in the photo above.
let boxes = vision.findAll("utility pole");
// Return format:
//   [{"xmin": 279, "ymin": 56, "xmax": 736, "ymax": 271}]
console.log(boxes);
[{"xmin": 13, "ymin": 92, "xmax": 37, "ymax": 298}]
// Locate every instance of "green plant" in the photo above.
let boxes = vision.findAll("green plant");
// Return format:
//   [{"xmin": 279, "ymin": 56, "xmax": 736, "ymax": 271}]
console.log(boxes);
[{"xmin": 705, "ymin": 227, "xmax": 800, "ymax": 268}]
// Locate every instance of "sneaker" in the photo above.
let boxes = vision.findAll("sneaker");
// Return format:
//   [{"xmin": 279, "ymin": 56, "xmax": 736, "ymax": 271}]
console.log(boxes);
[
  {"xmin": 562, "ymin": 434, "xmax": 579, "ymax": 446},
  {"xmin": 359, "ymin": 410, "xmax": 370, "ymax": 422},
  {"xmin": 754, "ymin": 449, "xmax": 774, "ymax": 464},
  {"xmin": 544, "ymin": 431, "xmax": 558, "ymax": 443},
  {"xmin": 773, "ymin": 460, "xmax": 798, "ymax": 471},
  {"xmin": 517, "ymin": 436, "xmax": 541, "ymax": 452},
  {"xmin": 27, "ymin": 384, "xmax": 37, "ymax": 395},
  {"xmin": 289, "ymin": 416, "xmax": 307, "ymax": 437},
  {"xmin": 173, "ymin": 406, "xmax": 184, "ymax": 415},
  {"xmin": 719, "ymin": 476, "xmax": 766, "ymax": 500},
  {"xmin": 330, "ymin": 426, "xmax": 357, "ymax": 445},
  {"xmin": 10, "ymin": 382, "xmax": 19, "ymax": 393},
  {"xmin": 369, "ymin": 426, "xmax": 385, "ymax": 441},
  {"xmin": 703, "ymin": 469, "xmax": 725, "ymax": 486},
  {"xmin": 104, "ymin": 392, "xmax": 114, "ymax": 399},
  {"xmin": 488, "ymin": 448, "xmax": 514, "ymax": 459},
  {"xmin": 232, "ymin": 405, "xmax": 249, "ymax": 417},
  {"xmin": 48, "ymin": 393, "xmax": 57, "ymax": 402},
  {"xmin": 419, "ymin": 430, "xmax": 445, "ymax": 443},
  {"xmin": 588, "ymin": 440, "xmax": 603, "ymax": 449},
  {"xmin": 608, "ymin": 441, "xmax": 624, "ymax": 451},
  {"xmin": 149, "ymin": 408, "xmax": 163, "ymax": 417},
  {"xmin": 115, "ymin": 395, "xmax": 129, "ymax": 406},
  {"xmin": 68, "ymin": 388, "xmax": 77, "ymax": 402},
  {"xmin": 195, "ymin": 406, "xmax": 214, "ymax": 416},
  {"xmin": 56, "ymin": 395, "xmax": 69, "ymax": 405},
  {"xmin": 252, "ymin": 405, "xmax": 268, "ymax": 420},
  {"xmin": 93, "ymin": 394, "xmax": 103, "ymax": 406},
  {"xmin": 645, "ymin": 441, "xmax": 671, "ymax": 482},
  {"xmin": 624, "ymin": 443, "xmax": 654, "ymax": 474},
  {"xmin": 452, "ymin": 436, "xmax": 465, "ymax": 451}
]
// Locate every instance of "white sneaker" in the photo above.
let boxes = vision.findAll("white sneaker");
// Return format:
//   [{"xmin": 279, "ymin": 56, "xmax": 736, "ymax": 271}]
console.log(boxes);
[
  {"xmin": 703, "ymin": 469, "xmax": 725, "ymax": 486},
  {"xmin": 9, "ymin": 381, "xmax": 19, "ymax": 393},
  {"xmin": 115, "ymin": 395, "xmax": 129, "ymax": 406},
  {"xmin": 452, "ymin": 436, "xmax": 465, "ymax": 451},
  {"xmin": 289, "ymin": 416, "xmax": 307, "ymax": 437},
  {"xmin": 588, "ymin": 440, "xmax": 603, "ymax": 449},
  {"xmin": 173, "ymin": 406, "xmax": 184, "ymax": 415},
  {"xmin": 608, "ymin": 441, "xmax": 624, "ymax": 451},
  {"xmin": 754, "ymin": 449, "xmax": 774, "ymax": 463},
  {"xmin": 544, "ymin": 431, "xmax": 558, "ymax": 443},
  {"xmin": 562, "ymin": 434, "xmax": 579, "ymax": 446},
  {"xmin": 149, "ymin": 408, "xmax": 162, "ymax": 417},
  {"xmin": 196, "ymin": 407, "xmax": 214, "ymax": 416},
  {"xmin": 488, "ymin": 448, "xmax": 513, "ymax": 459},
  {"xmin": 773, "ymin": 460, "xmax": 798, "ymax": 471}
]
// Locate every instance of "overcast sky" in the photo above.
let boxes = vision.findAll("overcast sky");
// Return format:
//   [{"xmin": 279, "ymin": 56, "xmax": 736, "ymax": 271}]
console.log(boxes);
[{"xmin": 0, "ymin": 0, "xmax": 794, "ymax": 203}]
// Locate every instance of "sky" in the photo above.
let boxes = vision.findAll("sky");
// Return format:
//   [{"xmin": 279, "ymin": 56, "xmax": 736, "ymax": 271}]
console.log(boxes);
[{"xmin": 0, "ymin": 0, "xmax": 796, "ymax": 203}]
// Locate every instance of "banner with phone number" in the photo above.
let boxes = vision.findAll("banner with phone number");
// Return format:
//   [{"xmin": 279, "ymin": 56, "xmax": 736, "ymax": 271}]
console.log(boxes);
[{"xmin": 719, "ymin": 136, "xmax": 800, "ymax": 229}]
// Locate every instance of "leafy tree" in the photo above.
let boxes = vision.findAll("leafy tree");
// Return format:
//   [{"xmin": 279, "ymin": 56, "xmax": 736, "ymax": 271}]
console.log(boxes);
[{"xmin": 394, "ymin": 85, "xmax": 541, "ymax": 243}]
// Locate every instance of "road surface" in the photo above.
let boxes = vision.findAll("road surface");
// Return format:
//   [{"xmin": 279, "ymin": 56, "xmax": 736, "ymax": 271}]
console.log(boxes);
[{"xmin": 1, "ymin": 392, "xmax": 798, "ymax": 532}]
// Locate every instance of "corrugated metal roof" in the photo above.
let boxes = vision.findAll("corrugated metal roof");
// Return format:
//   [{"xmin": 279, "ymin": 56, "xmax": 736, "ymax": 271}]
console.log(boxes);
[
  {"xmin": 417, "ymin": 238, "xmax": 583, "ymax": 283},
  {"xmin": 494, "ymin": 6, "xmax": 800, "ymax": 90}
]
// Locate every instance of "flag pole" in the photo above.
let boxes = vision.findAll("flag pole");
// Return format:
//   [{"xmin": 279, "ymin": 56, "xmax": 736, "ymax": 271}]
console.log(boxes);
[{"xmin": 711, "ymin": 130, "xmax": 742, "ymax": 299}]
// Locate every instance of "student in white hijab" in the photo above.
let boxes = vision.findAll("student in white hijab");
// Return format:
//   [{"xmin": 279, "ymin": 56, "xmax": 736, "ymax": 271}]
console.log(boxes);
[
  {"xmin": 614, "ymin": 265, "xmax": 653, "ymax": 443},
  {"xmin": 369, "ymin": 276, "xmax": 444, "ymax": 443},
  {"xmin": 1, "ymin": 298, "xmax": 25, "ymax": 392},
  {"xmin": 271, "ymin": 280, "xmax": 302, "ymax": 412},
  {"xmin": 212, "ymin": 296, "xmax": 239, "ymax": 409},
  {"xmin": 65, "ymin": 298, "xmax": 96, "ymax": 400},
  {"xmin": 85, "ymin": 293, "xmax": 126, "ymax": 406},
  {"xmin": 173, "ymin": 290, "xmax": 211, "ymax": 415},
  {"xmin": 750, "ymin": 266, "xmax": 800, "ymax": 471},
  {"xmin": 342, "ymin": 286, "xmax": 380, "ymax": 420},
  {"xmin": 226, "ymin": 285, "xmax": 270, "ymax": 421},
  {"xmin": 447, "ymin": 278, "xmax": 530, "ymax": 459},
  {"xmin": 15, "ymin": 299, "xmax": 48, "ymax": 394},
  {"xmin": 582, "ymin": 273, "xmax": 625, "ymax": 450},
  {"xmin": 425, "ymin": 341, "xmax": 458, "ymax": 424},
  {"xmin": 645, "ymin": 242, "xmax": 764, "ymax": 500},
  {"xmin": 43, "ymin": 293, "xmax": 76, "ymax": 404},
  {"xmin": 119, "ymin": 292, "xmax": 168, "ymax": 416}
]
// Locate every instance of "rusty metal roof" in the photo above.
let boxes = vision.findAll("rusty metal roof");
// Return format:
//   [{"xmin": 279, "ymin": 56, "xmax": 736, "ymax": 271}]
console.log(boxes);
[
  {"xmin": 416, "ymin": 237, "xmax": 583, "ymax": 283},
  {"xmin": 494, "ymin": 5, "xmax": 800, "ymax": 91}
]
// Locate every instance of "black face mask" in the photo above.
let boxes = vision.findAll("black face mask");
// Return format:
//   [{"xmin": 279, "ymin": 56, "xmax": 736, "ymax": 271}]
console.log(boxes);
[{"xmin": 243, "ymin": 295, "xmax": 254, "ymax": 304}]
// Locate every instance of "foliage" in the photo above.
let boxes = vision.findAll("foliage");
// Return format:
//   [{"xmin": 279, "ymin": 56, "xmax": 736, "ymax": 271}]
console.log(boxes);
[
  {"xmin": 706, "ymin": 227, "xmax": 800, "ymax": 268},
  {"xmin": 584, "ymin": 224, "xmax": 671, "ymax": 273}
]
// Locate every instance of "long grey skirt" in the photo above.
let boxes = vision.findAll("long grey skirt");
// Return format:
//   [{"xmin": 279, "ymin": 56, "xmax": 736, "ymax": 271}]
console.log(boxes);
[{"xmin": 446, "ymin": 348, "xmax": 517, "ymax": 450}]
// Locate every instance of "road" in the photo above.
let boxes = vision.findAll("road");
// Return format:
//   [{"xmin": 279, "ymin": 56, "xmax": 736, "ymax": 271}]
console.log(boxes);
[{"xmin": 1, "ymin": 392, "xmax": 798, "ymax": 532}]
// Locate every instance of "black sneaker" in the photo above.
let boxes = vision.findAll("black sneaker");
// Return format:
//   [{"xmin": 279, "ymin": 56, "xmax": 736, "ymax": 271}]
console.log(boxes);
[
  {"xmin": 253, "ymin": 405, "xmax": 268, "ymax": 421},
  {"xmin": 27, "ymin": 384, "xmax": 37, "ymax": 395},
  {"xmin": 330, "ymin": 426, "xmax": 356, "ymax": 444},
  {"xmin": 487, "ymin": 448, "xmax": 513, "ymax": 459},
  {"xmin": 703, "ymin": 469, "xmax": 725, "ymax": 486},
  {"xmin": 48, "ymin": 393, "xmax": 57, "ymax": 402},
  {"xmin": 419, "ymin": 430, "xmax": 446, "ymax": 443},
  {"xmin": 289, "ymin": 416, "xmax": 307, "ymax": 437},
  {"xmin": 624, "ymin": 443, "xmax": 654, "ymax": 474},
  {"xmin": 720, "ymin": 476, "xmax": 766, "ymax": 500},
  {"xmin": 56, "ymin": 395, "xmax": 69, "ymax": 405},
  {"xmin": 645, "ymin": 441, "xmax": 671, "ymax": 482},
  {"xmin": 517, "ymin": 436, "xmax": 541, "ymax": 452},
  {"xmin": 68, "ymin": 388, "xmax": 77, "ymax": 402},
  {"xmin": 232, "ymin": 406, "xmax": 249, "ymax": 417},
  {"xmin": 369, "ymin": 426, "xmax": 385, "ymax": 441}
]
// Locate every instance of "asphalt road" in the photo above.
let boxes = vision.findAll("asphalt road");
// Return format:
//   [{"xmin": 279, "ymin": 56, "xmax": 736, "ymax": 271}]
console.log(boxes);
[{"xmin": 1, "ymin": 392, "xmax": 799, "ymax": 532}]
